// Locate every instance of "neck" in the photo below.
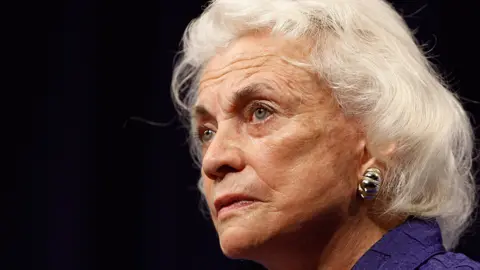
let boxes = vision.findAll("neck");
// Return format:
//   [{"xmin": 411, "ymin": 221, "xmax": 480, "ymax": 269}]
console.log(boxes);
[{"xmin": 257, "ymin": 214, "xmax": 396, "ymax": 270}]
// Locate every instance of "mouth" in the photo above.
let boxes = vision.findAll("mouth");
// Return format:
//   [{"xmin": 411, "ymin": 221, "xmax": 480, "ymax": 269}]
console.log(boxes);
[{"xmin": 214, "ymin": 194, "xmax": 259, "ymax": 216}]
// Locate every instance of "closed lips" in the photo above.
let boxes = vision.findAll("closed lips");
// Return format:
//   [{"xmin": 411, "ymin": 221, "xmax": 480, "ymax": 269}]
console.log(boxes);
[{"xmin": 214, "ymin": 194, "xmax": 258, "ymax": 213}]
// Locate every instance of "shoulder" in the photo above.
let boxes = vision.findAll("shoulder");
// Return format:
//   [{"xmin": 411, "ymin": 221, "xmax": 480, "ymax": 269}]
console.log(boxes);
[{"xmin": 419, "ymin": 252, "xmax": 480, "ymax": 270}]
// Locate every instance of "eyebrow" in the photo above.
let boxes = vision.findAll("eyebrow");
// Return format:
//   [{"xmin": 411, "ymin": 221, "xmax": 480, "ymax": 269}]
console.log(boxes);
[
  {"xmin": 231, "ymin": 82, "xmax": 274, "ymax": 105},
  {"xmin": 192, "ymin": 82, "xmax": 274, "ymax": 120}
]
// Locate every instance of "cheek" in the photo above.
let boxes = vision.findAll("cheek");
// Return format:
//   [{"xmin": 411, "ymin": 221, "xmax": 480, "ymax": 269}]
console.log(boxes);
[{"xmin": 250, "ymin": 119, "xmax": 360, "ymax": 205}]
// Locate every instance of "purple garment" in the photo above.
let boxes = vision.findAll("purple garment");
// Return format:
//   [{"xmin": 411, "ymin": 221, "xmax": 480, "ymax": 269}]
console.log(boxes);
[{"xmin": 353, "ymin": 218, "xmax": 480, "ymax": 269}]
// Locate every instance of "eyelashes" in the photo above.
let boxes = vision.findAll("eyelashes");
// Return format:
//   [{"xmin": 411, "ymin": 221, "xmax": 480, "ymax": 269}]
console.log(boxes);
[{"xmin": 194, "ymin": 101, "xmax": 275, "ymax": 145}]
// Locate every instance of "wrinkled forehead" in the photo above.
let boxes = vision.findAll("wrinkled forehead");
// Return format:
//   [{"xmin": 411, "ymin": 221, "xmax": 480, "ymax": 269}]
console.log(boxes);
[{"xmin": 198, "ymin": 33, "xmax": 313, "ymax": 90}]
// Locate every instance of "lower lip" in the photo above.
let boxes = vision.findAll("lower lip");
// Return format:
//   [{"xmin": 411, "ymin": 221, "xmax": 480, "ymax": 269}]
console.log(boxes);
[{"xmin": 217, "ymin": 200, "xmax": 257, "ymax": 220}]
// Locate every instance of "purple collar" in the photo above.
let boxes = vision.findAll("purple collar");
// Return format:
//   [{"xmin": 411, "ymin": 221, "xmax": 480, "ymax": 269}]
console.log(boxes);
[
  {"xmin": 353, "ymin": 217, "xmax": 446, "ymax": 269},
  {"xmin": 237, "ymin": 217, "xmax": 479, "ymax": 269}
]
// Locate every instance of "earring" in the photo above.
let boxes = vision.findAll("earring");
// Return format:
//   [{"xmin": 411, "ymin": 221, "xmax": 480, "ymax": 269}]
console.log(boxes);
[{"xmin": 358, "ymin": 168, "xmax": 382, "ymax": 200}]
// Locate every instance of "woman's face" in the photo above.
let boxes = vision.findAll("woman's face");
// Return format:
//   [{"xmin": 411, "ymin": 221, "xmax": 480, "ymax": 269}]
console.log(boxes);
[{"xmin": 194, "ymin": 34, "xmax": 367, "ymax": 259}]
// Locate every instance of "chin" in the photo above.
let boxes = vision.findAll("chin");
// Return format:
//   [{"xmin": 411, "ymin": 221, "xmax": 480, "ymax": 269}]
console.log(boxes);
[{"xmin": 218, "ymin": 224, "xmax": 266, "ymax": 259}]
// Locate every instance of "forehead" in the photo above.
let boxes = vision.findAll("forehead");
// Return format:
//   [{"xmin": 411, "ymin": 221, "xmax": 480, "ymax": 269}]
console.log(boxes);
[
  {"xmin": 196, "ymin": 34, "xmax": 317, "ymax": 106},
  {"xmin": 200, "ymin": 33, "xmax": 312, "ymax": 84}
]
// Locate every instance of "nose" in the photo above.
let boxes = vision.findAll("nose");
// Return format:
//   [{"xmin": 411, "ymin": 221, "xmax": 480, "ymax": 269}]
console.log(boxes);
[{"xmin": 201, "ymin": 125, "xmax": 246, "ymax": 181}]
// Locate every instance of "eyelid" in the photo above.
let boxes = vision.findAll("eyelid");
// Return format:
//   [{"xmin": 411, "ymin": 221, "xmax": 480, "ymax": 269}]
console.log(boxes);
[{"xmin": 246, "ymin": 100, "xmax": 273, "ymax": 111}]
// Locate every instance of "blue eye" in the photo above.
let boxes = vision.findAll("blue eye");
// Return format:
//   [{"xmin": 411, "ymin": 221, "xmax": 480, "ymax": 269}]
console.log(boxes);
[
  {"xmin": 252, "ymin": 107, "xmax": 272, "ymax": 122},
  {"xmin": 254, "ymin": 108, "xmax": 269, "ymax": 120},
  {"xmin": 201, "ymin": 129, "xmax": 215, "ymax": 143}
]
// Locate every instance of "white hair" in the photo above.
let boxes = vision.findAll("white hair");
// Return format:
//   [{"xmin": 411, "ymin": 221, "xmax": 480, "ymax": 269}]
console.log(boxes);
[{"xmin": 171, "ymin": 0, "xmax": 477, "ymax": 250}]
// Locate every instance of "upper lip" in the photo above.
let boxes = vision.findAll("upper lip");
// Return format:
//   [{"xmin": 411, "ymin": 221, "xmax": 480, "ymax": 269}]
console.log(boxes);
[{"xmin": 214, "ymin": 194, "xmax": 259, "ymax": 213}]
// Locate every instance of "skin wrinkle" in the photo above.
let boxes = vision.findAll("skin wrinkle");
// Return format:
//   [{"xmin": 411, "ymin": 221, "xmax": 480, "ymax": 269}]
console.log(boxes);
[
  {"xmin": 199, "ymin": 54, "xmax": 278, "ymax": 90},
  {"xmin": 195, "ymin": 33, "xmax": 394, "ymax": 270}
]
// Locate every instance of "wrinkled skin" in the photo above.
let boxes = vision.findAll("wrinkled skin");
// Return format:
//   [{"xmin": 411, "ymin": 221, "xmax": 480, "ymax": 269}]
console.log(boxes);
[{"xmin": 193, "ymin": 33, "xmax": 388, "ymax": 270}]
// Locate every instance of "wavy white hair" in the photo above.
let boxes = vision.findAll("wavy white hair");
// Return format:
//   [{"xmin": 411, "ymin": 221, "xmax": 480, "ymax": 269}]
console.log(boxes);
[{"xmin": 171, "ymin": 0, "xmax": 477, "ymax": 250}]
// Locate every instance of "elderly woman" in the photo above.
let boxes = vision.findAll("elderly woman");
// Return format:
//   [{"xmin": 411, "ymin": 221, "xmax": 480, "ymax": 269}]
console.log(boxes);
[{"xmin": 171, "ymin": 0, "xmax": 479, "ymax": 269}]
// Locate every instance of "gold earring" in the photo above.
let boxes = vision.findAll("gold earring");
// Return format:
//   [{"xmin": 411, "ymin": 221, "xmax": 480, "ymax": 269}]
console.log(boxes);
[{"xmin": 358, "ymin": 168, "xmax": 382, "ymax": 200}]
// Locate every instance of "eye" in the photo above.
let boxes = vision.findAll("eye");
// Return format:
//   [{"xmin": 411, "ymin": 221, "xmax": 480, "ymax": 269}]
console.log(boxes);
[
  {"xmin": 200, "ymin": 129, "xmax": 215, "ymax": 143},
  {"xmin": 249, "ymin": 102, "xmax": 274, "ymax": 123},
  {"xmin": 253, "ymin": 107, "xmax": 270, "ymax": 121}
]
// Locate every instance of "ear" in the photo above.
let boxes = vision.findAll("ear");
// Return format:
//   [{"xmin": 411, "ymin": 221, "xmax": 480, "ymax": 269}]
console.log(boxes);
[{"xmin": 356, "ymin": 139, "xmax": 395, "ymax": 179}]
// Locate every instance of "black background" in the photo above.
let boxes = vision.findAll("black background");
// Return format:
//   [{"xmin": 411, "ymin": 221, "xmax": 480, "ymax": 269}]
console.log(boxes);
[{"xmin": 16, "ymin": 0, "xmax": 480, "ymax": 269}]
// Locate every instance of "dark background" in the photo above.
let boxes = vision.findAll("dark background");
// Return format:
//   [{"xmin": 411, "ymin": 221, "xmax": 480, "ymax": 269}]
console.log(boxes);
[{"xmin": 15, "ymin": 0, "xmax": 479, "ymax": 269}]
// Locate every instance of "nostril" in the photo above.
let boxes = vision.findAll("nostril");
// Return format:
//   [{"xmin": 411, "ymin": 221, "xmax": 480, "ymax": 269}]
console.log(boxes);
[
  {"xmin": 206, "ymin": 164, "xmax": 238, "ymax": 181},
  {"xmin": 217, "ymin": 164, "xmax": 238, "ymax": 175}
]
